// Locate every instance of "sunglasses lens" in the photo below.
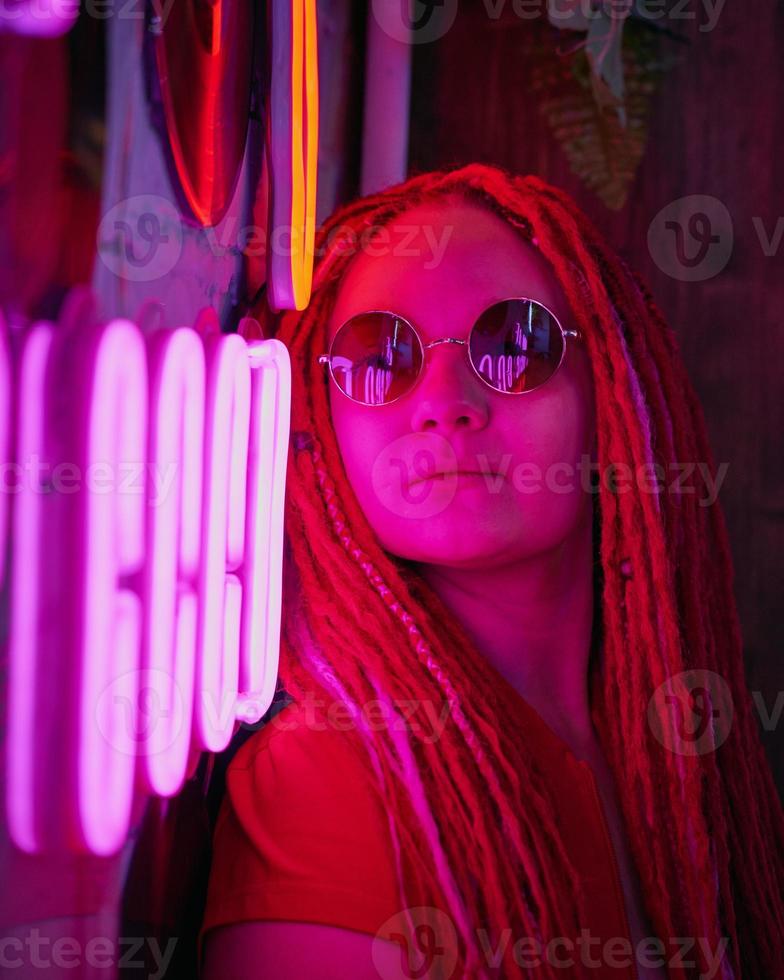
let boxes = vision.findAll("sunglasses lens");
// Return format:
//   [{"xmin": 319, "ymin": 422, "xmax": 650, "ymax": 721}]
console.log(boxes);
[
  {"xmin": 469, "ymin": 299, "xmax": 565, "ymax": 393},
  {"xmin": 328, "ymin": 313, "xmax": 422, "ymax": 405}
]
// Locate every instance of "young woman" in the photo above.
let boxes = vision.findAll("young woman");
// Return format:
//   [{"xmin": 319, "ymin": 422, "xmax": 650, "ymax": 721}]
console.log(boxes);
[{"xmin": 199, "ymin": 163, "xmax": 784, "ymax": 979}]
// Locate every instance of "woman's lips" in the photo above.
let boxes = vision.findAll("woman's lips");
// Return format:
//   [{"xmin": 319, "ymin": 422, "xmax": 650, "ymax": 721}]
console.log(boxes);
[{"xmin": 409, "ymin": 469, "xmax": 500, "ymax": 487}]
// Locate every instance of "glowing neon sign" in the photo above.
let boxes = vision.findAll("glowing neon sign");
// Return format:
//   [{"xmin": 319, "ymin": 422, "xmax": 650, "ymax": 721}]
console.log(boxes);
[
  {"xmin": 0, "ymin": 311, "xmax": 8, "ymax": 586},
  {"xmin": 3, "ymin": 310, "xmax": 291, "ymax": 855},
  {"xmin": 0, "ymin": 0, "xmax": 78, "ymax": 37},
  {"xmin": 140, "ymin": 327, "xmax": 205, "ymax": 797},
  {"xmin": 267, "ymin": 0, "xmax": 319, "ymax": 311}
]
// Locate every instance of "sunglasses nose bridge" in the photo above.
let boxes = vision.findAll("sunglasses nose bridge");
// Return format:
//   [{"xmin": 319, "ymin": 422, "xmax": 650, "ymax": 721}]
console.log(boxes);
[
  {"xmin": 420, "ymin": 336, "xmax": 472, "ymax": 381},
  {"xmin": 415, "ymin": 336, "xmax": 483, "ymax": 402},
  {"xmin": 423, "ymin": 337, "xmax": 467, "ymax": 350},
  {"xmin": 421, "ymin": 337, "xmax": 471, "ymax": 376}
]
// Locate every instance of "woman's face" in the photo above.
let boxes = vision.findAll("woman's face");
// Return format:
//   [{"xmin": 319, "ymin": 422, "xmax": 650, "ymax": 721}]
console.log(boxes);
[{"xmin": 325, "ymin": 199, "xmax": 596, "ymax": 569}]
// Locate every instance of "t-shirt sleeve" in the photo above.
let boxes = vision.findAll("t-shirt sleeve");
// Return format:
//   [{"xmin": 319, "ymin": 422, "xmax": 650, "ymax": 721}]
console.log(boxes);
[{"xmin": 198, "ymin": 707, "xmax": 403, "ymax": 971}]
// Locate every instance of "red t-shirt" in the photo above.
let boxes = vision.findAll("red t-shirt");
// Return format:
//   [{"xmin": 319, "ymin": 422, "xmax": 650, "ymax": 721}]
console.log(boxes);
[{"xmin": 199, "ymin": 698, "xmax": 638, "ymax": 979}]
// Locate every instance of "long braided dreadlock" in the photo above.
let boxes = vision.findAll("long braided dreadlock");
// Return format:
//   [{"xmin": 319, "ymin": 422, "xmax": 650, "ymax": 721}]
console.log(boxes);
[{"xmin": 267, "ymin": 162, "xmax": 783, "ymax": 978}]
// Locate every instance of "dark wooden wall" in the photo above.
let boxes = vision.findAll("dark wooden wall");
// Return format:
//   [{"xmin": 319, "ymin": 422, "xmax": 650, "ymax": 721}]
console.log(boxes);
[{"xmin": 408, "ymin": 1, "xmax": 784, "ymax": 791}]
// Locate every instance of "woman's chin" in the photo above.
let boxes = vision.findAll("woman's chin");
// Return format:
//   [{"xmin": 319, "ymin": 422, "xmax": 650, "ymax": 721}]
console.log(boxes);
[{"xmin": 381, "ymin": 526, "xmax": 524, "ymax": 568}]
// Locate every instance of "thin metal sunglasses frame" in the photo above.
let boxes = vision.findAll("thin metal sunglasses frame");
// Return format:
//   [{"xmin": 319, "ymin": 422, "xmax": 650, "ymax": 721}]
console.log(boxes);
[{"xmin": 317, "ymin": 296, "xmax": 582, "ymax": 406}]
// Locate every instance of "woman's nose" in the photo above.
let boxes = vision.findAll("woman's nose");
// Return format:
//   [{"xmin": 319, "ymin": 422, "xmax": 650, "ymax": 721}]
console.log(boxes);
[{"xmin": 409, "ymin": 341, "xmax": 489, "ymax": 434}]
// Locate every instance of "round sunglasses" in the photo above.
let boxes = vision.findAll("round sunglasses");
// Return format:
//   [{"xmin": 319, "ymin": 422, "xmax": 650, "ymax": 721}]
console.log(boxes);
[{"xmin": 317, "ymin": 297, "xmax": 581, "ymax": 407}]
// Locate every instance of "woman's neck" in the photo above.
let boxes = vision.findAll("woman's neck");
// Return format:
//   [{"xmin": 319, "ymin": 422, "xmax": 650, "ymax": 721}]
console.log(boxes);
[{"xmin": 415, "ymin": 509, "xmax": 600, "ymax": 759}]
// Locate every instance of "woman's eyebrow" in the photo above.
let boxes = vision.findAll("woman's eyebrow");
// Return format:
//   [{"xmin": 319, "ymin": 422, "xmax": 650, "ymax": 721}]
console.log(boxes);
[{"xmin": 328, "ymin": 292, "xmax": 553, "ymax": 346}]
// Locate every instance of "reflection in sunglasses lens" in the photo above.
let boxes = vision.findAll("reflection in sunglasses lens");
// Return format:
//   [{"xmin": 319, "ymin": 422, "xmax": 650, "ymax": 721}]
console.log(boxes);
[
  {"xmin": 331, "ymin": 313, "xmax": 422, "ymax": 405},
  {"xmin": 470, "ymin": 300, "xmax": 563, "ymax": 393}
]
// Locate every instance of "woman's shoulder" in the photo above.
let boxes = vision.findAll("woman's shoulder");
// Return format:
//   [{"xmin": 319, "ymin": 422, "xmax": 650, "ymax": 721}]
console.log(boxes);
[
  {"xmin": 203, "ymin": 697, "xmax": 402, "ymax": 944},
  {"xmin": 223, "ymin": 697, "xmax": 386, "ymax": 821}
]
